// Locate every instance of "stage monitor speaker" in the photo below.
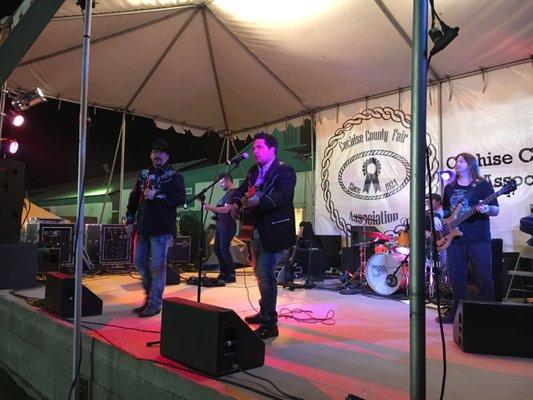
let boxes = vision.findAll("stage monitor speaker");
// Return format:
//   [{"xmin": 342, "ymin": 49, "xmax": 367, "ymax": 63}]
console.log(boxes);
[
  {"xmin": 453, "ymin": 300, "xmax": 533, "ymax": 357},
  {"xmin": 0, "ymin": 243, "xmax": 38, "ymax": 289},
  {"xmin": 0, "ymin": 159, "xmax": 25, "ymax": 244},
  {"xmin": 160, "ymin": 297, "xmax": 265, "ymax": 376},
  {"xmin": 44, "ymin": 272, "xmax": 103, "ymax": 319},
  {"xmin": 167, "ymin": 236, "xmax": 191, "ymax": 263}
]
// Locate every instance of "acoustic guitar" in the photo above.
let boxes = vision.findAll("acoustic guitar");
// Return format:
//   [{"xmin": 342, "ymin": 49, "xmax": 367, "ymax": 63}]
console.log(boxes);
[{"xmin": 435, "ymin": 179, "xmax": 517, "ymax": 251}]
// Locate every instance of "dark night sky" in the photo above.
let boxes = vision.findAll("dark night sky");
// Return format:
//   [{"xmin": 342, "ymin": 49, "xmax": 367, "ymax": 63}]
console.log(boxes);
[{"xmin": 1, "ymin": 1, "xmax": 247, "ymax": 190}]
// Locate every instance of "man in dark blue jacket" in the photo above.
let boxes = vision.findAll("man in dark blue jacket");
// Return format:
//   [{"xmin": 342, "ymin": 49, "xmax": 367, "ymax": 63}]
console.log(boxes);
[
  {"xmin": 126, "ymin": 138, "xmax": 186, "ymax": 317},
  {"xmin": 231, "ymin": 132, "xmax": 296, "ymax": 339}
]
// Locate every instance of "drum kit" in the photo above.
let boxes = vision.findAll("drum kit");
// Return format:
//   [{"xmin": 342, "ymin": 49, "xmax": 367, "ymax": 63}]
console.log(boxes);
[{"xmin": 346, "ymin": 227, "xmax": 450, "ymax": 298}]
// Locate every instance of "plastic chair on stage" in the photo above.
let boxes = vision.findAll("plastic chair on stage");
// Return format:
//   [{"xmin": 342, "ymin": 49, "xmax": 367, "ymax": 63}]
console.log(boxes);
[{"xmin": 505, "ymin": 245, "xmax": 533, "ymax": 302}]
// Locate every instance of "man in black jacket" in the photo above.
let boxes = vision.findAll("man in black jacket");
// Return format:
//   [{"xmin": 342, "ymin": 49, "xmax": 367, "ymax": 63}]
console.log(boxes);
[
  {"xmin": 125, "ymin": 138, "xmax": 186, "ymax": 317},
  {"xmin": 231, "ymin": 132, "xmax": 296, "ymax": 339}
]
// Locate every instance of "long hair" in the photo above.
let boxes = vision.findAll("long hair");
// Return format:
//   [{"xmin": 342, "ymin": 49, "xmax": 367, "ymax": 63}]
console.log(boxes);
[{"xmin": 450, "ymin": 152, "xmax": 483, "ymax": 186}]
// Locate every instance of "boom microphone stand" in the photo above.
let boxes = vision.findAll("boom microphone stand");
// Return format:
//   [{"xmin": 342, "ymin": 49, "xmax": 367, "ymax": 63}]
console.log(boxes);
[{"xmin": 188, "ymin": 160, "xmax": 244, "ymax": 303}]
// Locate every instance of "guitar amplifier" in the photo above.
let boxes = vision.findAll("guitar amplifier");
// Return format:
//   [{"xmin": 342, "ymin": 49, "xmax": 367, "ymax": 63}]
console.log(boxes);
[
  {"xmin": 85, "ymin": 224, "xmax": 132, "ymax": 265},
  {"xmin": 167, "ymin": 236, "xmax": 191, "ymax": 263},
  {"xmin": 23, "ymin": 220, "xmax": 74, "ymax": 265}
]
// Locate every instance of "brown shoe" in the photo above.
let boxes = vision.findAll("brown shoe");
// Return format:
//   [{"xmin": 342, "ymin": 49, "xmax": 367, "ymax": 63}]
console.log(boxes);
[{"xmin": 254, "ymin": 324, "xmax": 279, "ymax": 340}]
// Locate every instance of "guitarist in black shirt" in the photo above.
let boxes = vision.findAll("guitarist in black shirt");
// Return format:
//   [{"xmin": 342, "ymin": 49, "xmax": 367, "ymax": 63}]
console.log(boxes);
[{"xmin": 438, "ymin": 153, "xmax": 499, "ymax": 323}]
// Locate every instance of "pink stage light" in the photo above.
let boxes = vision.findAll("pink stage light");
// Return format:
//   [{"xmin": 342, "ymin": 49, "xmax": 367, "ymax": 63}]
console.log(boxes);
[
  {"xmin": 8, "ymin": 140, "xmax": 19, "ymax": 154},
  {"xmin": 12, "ymin": 114, "xmax": 24, "ymax": 127}
]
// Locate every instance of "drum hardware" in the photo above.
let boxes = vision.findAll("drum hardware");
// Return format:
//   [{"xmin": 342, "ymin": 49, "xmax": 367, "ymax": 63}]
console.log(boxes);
[{"xmin": 385, "ymin": 253, "xmax": 409, "ymax": 289}]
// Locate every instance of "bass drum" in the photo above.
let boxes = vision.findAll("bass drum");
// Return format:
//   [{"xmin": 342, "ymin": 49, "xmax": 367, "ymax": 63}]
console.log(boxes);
[{"xmin": 365, "ymin": 253, "xmax": 408, "ymax": 295}]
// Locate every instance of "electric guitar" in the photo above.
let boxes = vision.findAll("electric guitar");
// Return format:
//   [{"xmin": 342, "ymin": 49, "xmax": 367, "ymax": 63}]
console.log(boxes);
[{"xmin": 435, "ymin": 179, "xmax": 517, "ymax": 251}]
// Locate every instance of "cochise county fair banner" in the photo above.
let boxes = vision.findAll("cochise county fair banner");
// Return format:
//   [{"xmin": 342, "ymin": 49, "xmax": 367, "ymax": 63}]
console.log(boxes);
[
  {"xmin": 316, "ymin": 102, "xmax": 440, "ymax": 240},
  {"xmin": 315, "ymin": 63, "xmax": 531, "ymax": 252}
]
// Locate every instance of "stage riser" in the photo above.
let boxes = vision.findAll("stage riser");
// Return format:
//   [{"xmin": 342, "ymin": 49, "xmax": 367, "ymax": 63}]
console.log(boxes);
[{"xmin": 0, "ymin": 296, "xmax": 232, "ymax": 400}]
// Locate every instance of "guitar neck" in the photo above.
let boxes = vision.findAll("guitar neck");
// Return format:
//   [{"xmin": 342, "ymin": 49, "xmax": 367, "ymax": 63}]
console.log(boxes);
[{"xmin": 449, "ymin": 188, "xmax": 501, "ymax": 229}]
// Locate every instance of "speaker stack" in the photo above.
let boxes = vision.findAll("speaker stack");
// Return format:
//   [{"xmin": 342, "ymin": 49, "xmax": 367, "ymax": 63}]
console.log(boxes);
[{"xmin": 0, "ymin": 159, "xmax": 25, "ymax": 244}]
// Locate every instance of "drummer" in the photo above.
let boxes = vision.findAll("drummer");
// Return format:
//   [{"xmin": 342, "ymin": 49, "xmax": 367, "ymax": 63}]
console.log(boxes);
[
  {"xmin": 425, "ymin": 193, "xmax": 447, "ymax": 268},
  {"xmin": 426, "ymin": 193, "xmax": 444, "ymax": 232}
]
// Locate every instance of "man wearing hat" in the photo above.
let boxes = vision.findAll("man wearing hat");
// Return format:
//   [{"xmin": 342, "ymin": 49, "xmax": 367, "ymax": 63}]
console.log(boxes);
[{"xmin": 125, "ymin": 138, "xmax": 186, "ymax": 317}]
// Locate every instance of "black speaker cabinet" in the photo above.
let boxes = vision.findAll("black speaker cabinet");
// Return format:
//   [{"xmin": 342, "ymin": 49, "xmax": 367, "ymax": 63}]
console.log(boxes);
[
  {"xmin": 296, "ymin": 248, "xmax": 328, "ymax": 278},
  {"xmin": 0, "ymin": 159, "xmax": 25, "ymax": 244},
  {"xmin": 167, "ymin": 236, "xmax": 191, "ymax": 263},
  {"xmin": 44, "ymin": 272, "xmax": 103, "ymax": 318},
  {"xmin": 0, "ymin": 243, "xmax": 38, "ymax": 289},
  {"xmin": 453, "ymin": 300, "xmax": 533, "ymax": 357},
  {"xmin": 341, "ymin": 246, "xmax": 358, "ymax": 274},
  {"xmin": 316, "ymin": 235, "xmax": 341, "ymax": 268},
  {"xmin": 165, "ymin": 267, "xmax": 181, "ymax": 285},
  {"xmin": 160, "ymin": 297, "xmax": 265, "ymax": 376}
]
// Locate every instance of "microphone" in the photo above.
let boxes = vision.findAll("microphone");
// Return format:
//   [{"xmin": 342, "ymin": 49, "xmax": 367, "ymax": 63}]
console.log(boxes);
[{"xmin": 226, "ymin": 152, "xmax": 249, "ymax": 165}]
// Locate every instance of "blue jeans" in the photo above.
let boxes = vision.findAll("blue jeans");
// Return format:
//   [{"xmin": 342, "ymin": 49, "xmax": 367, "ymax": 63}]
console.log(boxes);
[
  {"xmin": 447, "ymin": 241, "xmax": 494, "ymax": 315},
  {"xmin": 214, "ymin": 225, "xmax": 236, "ymax": 276},
  {"xmin": 254, "ymin": 237, "xmax": 284, "ymax": 326},
  {"xmin": 134, "ymin": 233, "xmax": 173, "ymax": 310}
]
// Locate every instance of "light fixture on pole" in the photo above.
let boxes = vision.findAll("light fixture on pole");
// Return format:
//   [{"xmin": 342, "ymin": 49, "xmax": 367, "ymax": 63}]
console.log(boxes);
[
  {"xmin": 10, "ymin": 87, "xmax": 46, "ymax": 112},
  {"xmin": 429, "ymin": 22, "xmax": 459, "ymax": 56},
  {"xmin": 428, "ymin": 0, "xmax": 459, "ymax": 57},
  {"xmin": 0, "ymin": 138, "xmax": 19, "ymax": 156}
]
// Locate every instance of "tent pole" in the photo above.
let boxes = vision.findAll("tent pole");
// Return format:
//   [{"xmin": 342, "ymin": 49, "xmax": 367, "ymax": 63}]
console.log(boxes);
[
  {"xmin": 119, "ymin": 112, "xmax": 126, "ymax": 221},
  {"xmin": 99, "ymin": 114, "xmax": 124, "ymax": 223},
  {"xmin": 73, "ymin": 1, "xmax": 93, "ymax": 399},
  {"xmin": 410, "ymin": 0, "xmax": 427, "ymax": 399},
  {"xmin": 0, "ymin": 81, "xmax": 6, "ymax": 142},
  {"xmin": 310, "ymin": 112, "xmax": 316, "ymax": 205}
]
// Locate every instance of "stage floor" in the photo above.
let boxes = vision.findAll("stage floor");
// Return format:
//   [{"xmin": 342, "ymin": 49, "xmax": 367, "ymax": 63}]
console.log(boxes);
[{"xmin": 3, "ymin": 270, "xmax": 533, "ymax": 400}]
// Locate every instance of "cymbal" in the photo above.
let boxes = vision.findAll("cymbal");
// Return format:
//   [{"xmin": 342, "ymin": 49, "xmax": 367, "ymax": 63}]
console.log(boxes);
[{"xmin": 362, "ymin": 232, "xmax": 392, "ymax": 241}]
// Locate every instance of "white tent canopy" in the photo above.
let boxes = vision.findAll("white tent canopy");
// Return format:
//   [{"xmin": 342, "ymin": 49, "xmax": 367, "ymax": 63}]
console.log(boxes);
[{"xmin": 6, "ymin": 0, "xmax": 532, "ymax": 134}]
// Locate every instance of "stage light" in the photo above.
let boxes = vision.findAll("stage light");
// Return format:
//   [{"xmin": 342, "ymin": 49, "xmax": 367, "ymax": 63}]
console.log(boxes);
[
  {"xmin": 438, "ymin": 169, "xmax": 454, "ymax": 182},
  {"xmin": 10, "ymin": 87, "xmax": 46, "ymax": 112},
  {"xmin": 8, "ymin": 139, "xmax": 19, "ymax": 154},
  {"xmin": 12, "ymin": 114, "xmax": 24, "ymax": 127}
]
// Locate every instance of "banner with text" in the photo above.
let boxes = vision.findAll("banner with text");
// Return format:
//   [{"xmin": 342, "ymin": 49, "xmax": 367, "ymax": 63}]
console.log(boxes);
[{"xmin": 316, "ymin": 93, "xmax": 440, "ymax": 239}]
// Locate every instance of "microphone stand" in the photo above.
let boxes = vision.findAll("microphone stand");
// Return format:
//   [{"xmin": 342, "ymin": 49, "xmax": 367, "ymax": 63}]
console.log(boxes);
[{"xmin": 188, "ymin": 161, "xmax": 242, "ymax": 303}]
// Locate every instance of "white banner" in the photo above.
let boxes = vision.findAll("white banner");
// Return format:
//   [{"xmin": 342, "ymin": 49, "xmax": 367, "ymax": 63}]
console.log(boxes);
[
  {"xmin": 442, "ymin": 63, "xmax": 532, "ymax": 251},
  {"xmin": 315, "ymin": 64, "xmax": 531, "ymax": 252},
  {"xmin": 315, "ymin": 91, "xmax": 441, "ymax": 239}
]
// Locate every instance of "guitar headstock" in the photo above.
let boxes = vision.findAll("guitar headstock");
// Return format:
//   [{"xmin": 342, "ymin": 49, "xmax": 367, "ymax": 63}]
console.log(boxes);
[{"xmin": 500, "ymin": 179, "xmax": 517, "ymax": 197}]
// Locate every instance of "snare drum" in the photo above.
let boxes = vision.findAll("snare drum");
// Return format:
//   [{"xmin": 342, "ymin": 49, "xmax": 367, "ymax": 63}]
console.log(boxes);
[{"xmin": 365, "ymin": 252, "xmax": 408, "ymax": 295}]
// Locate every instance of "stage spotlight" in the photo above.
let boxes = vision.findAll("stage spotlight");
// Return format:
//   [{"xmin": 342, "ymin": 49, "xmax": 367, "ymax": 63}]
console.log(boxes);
[
  {"xmin": 12, "ymin": 114, "xmax": 24, "ymax": 127},
  {"xmin": 8, "ymin": 139, "xmax": 19, "ymax": 155},
  {"xmin": 10, "ymin": 87, "xmax": 46, "ymax": 112},
  {"xmin": 0, "ymin": 138, "xmax": 19, "ymax": 156},
  {"xmin": 438, "ymin": 169, "xmax": 454, "ymax": 182},
  {"xmin": 429, "ymin": 22, "xmax": 459, "ymax": 56}
]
